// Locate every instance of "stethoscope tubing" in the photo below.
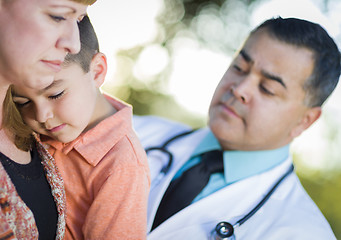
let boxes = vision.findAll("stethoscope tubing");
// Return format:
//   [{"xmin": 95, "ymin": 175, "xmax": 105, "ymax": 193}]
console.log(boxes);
[
  {"xmin": 233, "ymin": 164, "xmax": 294, "ymax": 228},
  {"xmin": 145, "ymin": 130, "xmax": 195, "ymax": 175},
  {"xmin": 211, "ymin": 164, "xmax": 294, "ymax": 240}
]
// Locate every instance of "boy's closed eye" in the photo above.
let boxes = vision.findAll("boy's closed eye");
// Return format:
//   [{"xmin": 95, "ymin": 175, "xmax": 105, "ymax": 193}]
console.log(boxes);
[
  {"xmin": 48, "ymin": 90, "xmax": 65, "ymax": 100},
  {"xmin": 12, "ymin": 97, "xmax": 31, "ymax": 108},
  {"xmin": 12, "ymin": 89, "xmax": 65, "ymax": 109}
]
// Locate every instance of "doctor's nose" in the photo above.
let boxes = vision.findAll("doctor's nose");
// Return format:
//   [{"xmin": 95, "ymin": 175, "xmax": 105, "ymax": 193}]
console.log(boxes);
[
  {"xmin": 35, "ymin": 105, "xmax": 54, "ymax": 123},
  {"xmin": 230, "ymin": 78, "xmax": 253, "ymax": 104}
]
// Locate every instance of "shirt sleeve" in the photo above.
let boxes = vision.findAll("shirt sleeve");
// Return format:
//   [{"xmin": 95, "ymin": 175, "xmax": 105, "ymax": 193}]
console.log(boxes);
[
  {"xmin": 0, "ymin": 185, "xmax": 14, "ymax": 238},
  {"xmin": 82, "ymin": 138, "xmax": 150, "ymax": 240},
  {"xmin": 0, "ymin": 211, "xmax": 14, "ymax": 240}
]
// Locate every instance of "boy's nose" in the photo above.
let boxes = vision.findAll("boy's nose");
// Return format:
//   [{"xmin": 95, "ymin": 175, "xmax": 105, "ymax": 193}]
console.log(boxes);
[{"xmin": 35, "ymin": 105, "xmax": 54, "ymax": 124}]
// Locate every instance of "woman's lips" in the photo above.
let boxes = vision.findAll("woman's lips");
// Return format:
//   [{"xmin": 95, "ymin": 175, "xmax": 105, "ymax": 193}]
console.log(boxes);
[{"xmin": 41, "ymin": 60, "xmax": 63, "ymax": 72}]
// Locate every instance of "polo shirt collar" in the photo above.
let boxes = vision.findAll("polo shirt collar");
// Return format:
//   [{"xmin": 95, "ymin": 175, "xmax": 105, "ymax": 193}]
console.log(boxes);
[{"xmin": 44, "ymin": 96, "xmax": 132, "ymax": 166}]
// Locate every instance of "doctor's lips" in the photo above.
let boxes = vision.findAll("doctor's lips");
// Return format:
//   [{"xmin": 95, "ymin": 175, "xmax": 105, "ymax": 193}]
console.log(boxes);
[
  {"xmin": 41, "ymin": 59, "xmax": 63, "ymax": 72},
  {"xmin": 47, "ymin": 123, "xmax": 66, "ymax": 133},
  {"xmin": 220, "ymin": 102, "xmax": 241, "ymax": 119}
]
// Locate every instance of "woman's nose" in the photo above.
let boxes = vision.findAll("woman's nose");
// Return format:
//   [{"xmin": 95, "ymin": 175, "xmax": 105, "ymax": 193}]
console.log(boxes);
[
  {"xmin": 56, "ymin": 21, "xmax": 81, "ymax": 54},
  {"xmin": 35, "ymin": 105, "xmax": 53, "ymax": 123}
]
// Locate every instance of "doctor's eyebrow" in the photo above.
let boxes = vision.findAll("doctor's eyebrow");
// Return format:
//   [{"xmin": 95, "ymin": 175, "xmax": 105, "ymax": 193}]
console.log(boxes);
[
  {"xmin": 240, "ymin": 50, "xmax": 253, "ymax": 64},
  {"xmin": 239, "ymin": 49, "xmax": 287, "ymax": 89}
]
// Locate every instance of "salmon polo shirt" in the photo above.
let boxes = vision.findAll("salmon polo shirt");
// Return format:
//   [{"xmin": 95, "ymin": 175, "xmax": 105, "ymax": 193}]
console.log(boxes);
[{"xmin": 43, "ymin": 96, "xmax": 150, "ymax": 240}]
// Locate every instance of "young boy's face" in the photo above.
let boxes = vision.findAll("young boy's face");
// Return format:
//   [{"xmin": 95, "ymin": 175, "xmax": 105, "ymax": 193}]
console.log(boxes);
[{"xmin": 12, "ymin": 62, "xmax": 100, "ymax": 143}]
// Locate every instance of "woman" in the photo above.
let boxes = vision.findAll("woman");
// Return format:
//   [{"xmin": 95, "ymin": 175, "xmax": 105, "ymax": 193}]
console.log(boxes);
[{"xmin": 0, "ymin": 0, "xmax": 96, "ymax": 239}]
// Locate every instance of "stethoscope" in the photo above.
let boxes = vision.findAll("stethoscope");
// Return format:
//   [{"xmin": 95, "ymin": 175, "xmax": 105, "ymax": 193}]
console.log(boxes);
[
  {"xmin": 145, "ymin": 130, "xmax": 294, "ymax": 240},
  {"xmin": 146, "ymin": 130, "xmax": 196, "ymax": 190}
]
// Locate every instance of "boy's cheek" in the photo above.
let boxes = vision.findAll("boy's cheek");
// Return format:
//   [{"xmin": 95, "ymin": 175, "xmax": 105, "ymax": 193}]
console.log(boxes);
[{"xmin": 24, "ymin": 119, "xmax": 36, "ymax": 129}]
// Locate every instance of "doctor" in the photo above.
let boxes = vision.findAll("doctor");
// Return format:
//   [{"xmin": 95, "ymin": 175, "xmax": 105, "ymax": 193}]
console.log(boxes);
[{"xmin": 134, "ymin": 17, "xmax": 339, "ymax": 239}]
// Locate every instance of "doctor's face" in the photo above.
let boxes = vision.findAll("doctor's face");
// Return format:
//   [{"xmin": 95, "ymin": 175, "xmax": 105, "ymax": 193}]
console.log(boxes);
[
  {"xmin": 209, "ymin": 29, "xmax": 318, "ymax": 151},
  {"xmin": 0, "ymin": 0, "xmax": 87, "ymax": 89}
]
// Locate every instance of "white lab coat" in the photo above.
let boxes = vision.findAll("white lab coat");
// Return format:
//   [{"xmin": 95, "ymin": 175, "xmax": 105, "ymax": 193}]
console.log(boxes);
[{"xmin": 133, "ymin": 115, "xmax": 336, "ymax": 240}]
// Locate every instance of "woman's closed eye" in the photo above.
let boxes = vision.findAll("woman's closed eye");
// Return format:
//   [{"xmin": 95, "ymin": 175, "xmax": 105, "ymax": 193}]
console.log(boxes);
[{"xmin": 49, "ymin": 15, "xmax": 66, "ymax": 23}]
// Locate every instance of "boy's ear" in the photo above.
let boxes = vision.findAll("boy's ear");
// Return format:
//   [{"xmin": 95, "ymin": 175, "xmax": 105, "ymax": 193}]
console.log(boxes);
[
  {"xmin": 90, "ymin": 52, "xmax": 107, "ymax": 88},
  {"xmin": 290, "ymin": 106, "xmax": 321, "ymax": 138}
]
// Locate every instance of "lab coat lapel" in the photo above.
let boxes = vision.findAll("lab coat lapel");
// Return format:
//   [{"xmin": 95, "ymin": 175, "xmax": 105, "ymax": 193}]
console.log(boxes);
[
  {"xmin": 147, "ymin": 128, "xmax": 209, "ymax": 231},
  {"xmin": 148, "ymin": 157, "xmax": 293, "ymax": 240}
]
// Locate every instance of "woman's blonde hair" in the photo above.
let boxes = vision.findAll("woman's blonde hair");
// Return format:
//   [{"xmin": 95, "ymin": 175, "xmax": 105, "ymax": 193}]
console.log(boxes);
[
  {"xmin": 2, "ymin": 85, "xmax": 34, "ymax": 151},
  {"xmin": 70, "ymin": 0, "xmax": 97, "ymax": 5}
]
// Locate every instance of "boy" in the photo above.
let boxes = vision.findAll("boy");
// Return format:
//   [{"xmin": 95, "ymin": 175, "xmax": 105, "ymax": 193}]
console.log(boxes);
[
  {"xmin": 0, "ymin": 1, "xmax": 92, "ymax": 239},
  {"xmin": 8, "ymin": 16, "xmax": 150, "ymax": 240}
]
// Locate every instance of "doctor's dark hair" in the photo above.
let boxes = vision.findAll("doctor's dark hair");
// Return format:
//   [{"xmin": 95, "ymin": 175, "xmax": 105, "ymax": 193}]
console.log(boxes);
[
  {"xmin": 252, "ymin": 17, "xmax": 341, "ymax": 107},
  {"xmin": 63, "ymin": 15, "xmax": 99, "ymax": 72}
]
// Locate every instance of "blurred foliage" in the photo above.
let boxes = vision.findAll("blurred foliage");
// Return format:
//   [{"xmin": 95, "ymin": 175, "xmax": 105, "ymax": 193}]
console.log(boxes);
[
  {"xmin": 104, "ymin": 0, "xmax": 259, "ymax": 125},
  {"xmin": 102, "ymin": 0, "xmax": 341, "ymax": 237},
  {"xmin": 297, "ymin": 169, "xmax": 341, "ymax": 238}
]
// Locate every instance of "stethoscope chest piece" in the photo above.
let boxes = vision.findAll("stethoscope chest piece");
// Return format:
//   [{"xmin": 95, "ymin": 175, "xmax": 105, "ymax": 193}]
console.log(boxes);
[{"xmin": 210, "ymin": 222, "xmax": 235, "ymax": 240}]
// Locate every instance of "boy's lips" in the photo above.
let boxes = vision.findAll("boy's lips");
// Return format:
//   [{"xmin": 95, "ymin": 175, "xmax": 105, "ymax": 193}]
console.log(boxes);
[{"xmin": 47, "ymin": 123, "xmax": 66, "ymax": 133}]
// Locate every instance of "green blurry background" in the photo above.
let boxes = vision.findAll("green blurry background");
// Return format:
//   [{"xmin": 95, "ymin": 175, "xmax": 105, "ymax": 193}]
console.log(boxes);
[{"xmin": 89, "ymin": 0, "xmax": 341, "ymax": 237}]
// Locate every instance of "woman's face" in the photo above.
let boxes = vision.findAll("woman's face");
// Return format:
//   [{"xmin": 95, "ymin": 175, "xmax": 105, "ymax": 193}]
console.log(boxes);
[{"xmin": 0, "ymin": 0, "xmax": 88, "ymax": 89}]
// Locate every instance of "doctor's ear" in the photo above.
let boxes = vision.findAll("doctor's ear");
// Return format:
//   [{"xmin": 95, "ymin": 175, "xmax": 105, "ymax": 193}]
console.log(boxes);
[
  {"xmin": 290, "ymin": 106, "xmax": 321, "ymax": 138},
  {"xmin": 90, "ymin": 52, "xmax": 107, "ymax": 88}
]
